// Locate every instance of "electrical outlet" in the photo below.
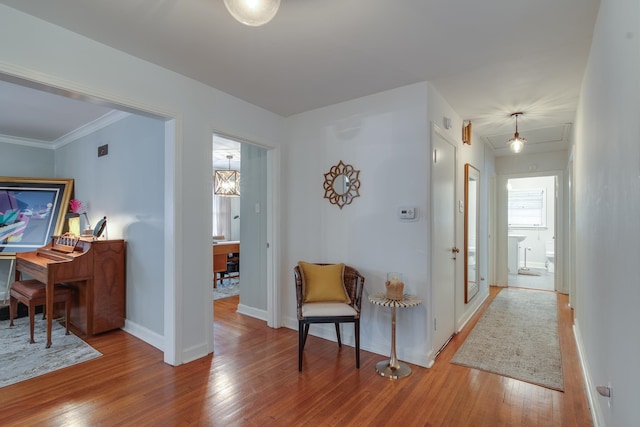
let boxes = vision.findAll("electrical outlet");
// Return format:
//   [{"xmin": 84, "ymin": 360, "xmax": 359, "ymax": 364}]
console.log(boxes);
[{"xmin": 98, "ymin": 144, "xmax": 109, "ymax": 157}]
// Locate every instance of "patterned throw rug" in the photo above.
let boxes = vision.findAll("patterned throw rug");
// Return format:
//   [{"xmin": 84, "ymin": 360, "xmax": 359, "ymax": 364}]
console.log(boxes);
[
  {"xmin": 451, "ymin": 288, "xmax": 564, "ymax": 391},
  {"xmin": 0, "ymin": 316, "xmax": 102, "ymax": 388},
  {"xmin": 213, "ymin": 277, "xmax": 240, "ymax": 300}
]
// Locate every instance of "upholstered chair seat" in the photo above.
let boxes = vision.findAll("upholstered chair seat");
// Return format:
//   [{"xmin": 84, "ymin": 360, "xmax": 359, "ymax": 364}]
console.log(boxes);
[{"xmin": 301, "ymin": 302, "xmax": 358, "ymax": 317}]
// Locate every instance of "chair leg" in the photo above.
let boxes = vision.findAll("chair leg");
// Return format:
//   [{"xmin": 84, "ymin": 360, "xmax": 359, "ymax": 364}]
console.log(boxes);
[
  {"xmin": 335, "ymin": 323, "xmax": 342, "ymax": 347},
  {"xmin": 64, "ymin": 296, "xmax": 70, "ymax": 336},
  {"xmin": 355, "ymin": 320, "xmax": 360, "ymax": 369},
  {"xmin": 9, "ymin": 295, "xmax": 17, "ymax": 327},
  {"xmin": 29, "ymin": 304, "xmax": 35, "ymax": 344},
  {"xmin": 302, "ymin": 324, "xmax": 310, "ymax": 347},
  {"xmin": 298, "ymin": 320, "xmax": 305, "ymax": 372}
]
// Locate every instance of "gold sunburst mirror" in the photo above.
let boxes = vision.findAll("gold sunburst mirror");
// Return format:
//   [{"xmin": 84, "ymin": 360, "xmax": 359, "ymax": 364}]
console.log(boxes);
[{"xmin": 323, "ymin": 160, "xmax": 361, "ymax": 209}]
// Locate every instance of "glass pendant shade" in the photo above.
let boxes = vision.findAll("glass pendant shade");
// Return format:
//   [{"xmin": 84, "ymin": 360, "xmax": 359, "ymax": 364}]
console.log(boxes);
[
  {"xmin": 214, "ymin": 170, "xmax": 240, "ymax": 197},
  {"xmin": 507, "ymin": 113, "xmax": 526, "ymax": 153},
  {"xmin": 508, "ymin": 133, "xmax": 526, "ymax": 153},
  {"xmin": 224, "ymin": 0, "xmax": 281, "ymax": 27}
]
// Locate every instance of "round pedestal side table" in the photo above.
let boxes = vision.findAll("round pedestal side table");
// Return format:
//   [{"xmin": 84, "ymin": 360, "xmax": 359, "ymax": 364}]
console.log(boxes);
[{"xmin": 368, "ymin": 293, "xmax": 423, "ymax": 379}]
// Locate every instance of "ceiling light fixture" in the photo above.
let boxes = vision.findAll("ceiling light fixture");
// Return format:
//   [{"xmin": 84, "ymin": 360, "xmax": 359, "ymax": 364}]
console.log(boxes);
[
  {"xmin": 223, "ymin": 0, "xmax": 281, "ymax": 27},
  {"xmin": 214, "ymin": 155, "xmax": 241, "ymax": 197},
  {"xmin": 507, "ymin": 112, "xmax": 526, "ymax": 154}
]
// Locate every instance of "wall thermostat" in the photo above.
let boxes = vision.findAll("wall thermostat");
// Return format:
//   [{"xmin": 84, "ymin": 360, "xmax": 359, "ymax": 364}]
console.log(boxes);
[{"xmin": 398, "ymin": 206, "xmax": 417, "ymax": 221}]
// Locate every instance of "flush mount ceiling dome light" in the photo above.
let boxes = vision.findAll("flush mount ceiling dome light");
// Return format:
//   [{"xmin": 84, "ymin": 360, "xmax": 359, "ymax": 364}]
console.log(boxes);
[
  {"xmin": 224, "ymin": 0, "xmax": 281, "ymax": 27},
  {"xmin": 507, "ymin": 112, "xmax": 527, "ymax": 154}
]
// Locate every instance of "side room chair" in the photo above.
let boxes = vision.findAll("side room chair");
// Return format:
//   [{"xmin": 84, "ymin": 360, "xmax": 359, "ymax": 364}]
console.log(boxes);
[
  {"xmin": 294, "ymin": 262, "xmax": 365, "ymax": 372},
  {"xmin": 9, "ymin": 279, "xmax": 72, "ymax": 344}
]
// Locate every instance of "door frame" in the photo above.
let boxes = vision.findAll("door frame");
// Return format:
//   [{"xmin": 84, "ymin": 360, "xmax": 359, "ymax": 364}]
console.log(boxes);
[
  {"xmin": 498, "ymin": 170, "xmax": 564, "ymax": 293},
  {"xmin": 429, "ymin": 123, "xmax": 458, "ymax": 361},
  {"xmin": 210, "ymin": 131, "xmax": 279, "ymax": 331}
]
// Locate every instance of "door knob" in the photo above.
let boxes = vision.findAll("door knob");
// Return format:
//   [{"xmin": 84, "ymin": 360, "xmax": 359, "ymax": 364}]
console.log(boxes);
[{"xmin": 452, "ymin": 247, "xmax": 460, "ymax": 253}]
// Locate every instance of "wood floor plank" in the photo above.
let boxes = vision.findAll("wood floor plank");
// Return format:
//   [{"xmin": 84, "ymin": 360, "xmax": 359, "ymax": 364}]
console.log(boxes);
[{"xmin": 0, "ymin": 288, "xmax": 592, "ymax": 426}]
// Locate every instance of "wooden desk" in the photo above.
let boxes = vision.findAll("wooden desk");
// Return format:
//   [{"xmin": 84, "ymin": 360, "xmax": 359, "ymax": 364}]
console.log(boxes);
[{"xmin": 213, "ymin": 241, "xmax": 240, "ymax": 285}]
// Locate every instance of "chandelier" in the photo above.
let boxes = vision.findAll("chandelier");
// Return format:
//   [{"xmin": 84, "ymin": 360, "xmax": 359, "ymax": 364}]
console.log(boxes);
[
  {"xmin": 214, "ymin": 155, "xmax": 240, "ymax": 197},
  {"xmin": 507, "ymin": 112, "xmax": 526, "ymax": 154},
  {"xmin": 223, "ymin": 0, "xmax": 281, "ymax": 27}
]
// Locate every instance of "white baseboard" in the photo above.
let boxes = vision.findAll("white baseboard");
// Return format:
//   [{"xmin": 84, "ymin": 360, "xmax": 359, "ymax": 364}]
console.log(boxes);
[
  {"xmin": 456, "ymin": 290, "xmax": 489, "ymax": 333},
  {"xmin": 123, "ymin": 318, "xmax": 164, "ymax": 351},
  {"xmin": 124, "ymin": 319, "xmax": 212, "ymax": 365},
  {"xmin": 519, "ymin": 261, "xmax": 547, "ymax": 270},
  {"xmin": 573, "ymin": 321, "xmax": 604, "ymax": 427},
  {"xmin": 282, "ymin": 315, "xmax": 433, "ymax": 369},
  {"xmin": 237, "ymin": 303, "xmax": 268, "ymax": 321}
]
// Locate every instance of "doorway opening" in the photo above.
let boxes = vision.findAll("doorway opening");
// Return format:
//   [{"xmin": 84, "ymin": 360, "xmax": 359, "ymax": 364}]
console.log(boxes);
[
  {"xmin": 212, "ymin": 133, "xmax": 269, "ymax": 321},
  {"xmin": 507, "ymin": 176, "xmax": 556, "ymax": 291},
  {"xmin": 212, "ymin": 135, "xmax": 241, "ymax": 301}
]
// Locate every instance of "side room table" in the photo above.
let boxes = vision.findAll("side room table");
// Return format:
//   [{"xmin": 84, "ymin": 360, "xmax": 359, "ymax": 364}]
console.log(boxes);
[{"xmin": 368, "ymin": 293, "xmax": 422, "ymax": 379}]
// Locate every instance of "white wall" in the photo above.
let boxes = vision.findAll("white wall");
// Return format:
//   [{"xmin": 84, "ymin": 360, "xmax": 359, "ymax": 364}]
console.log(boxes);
[
  {"xmin": 55, "ymin": 114, "xmax": 166, "ymax": 337},
  {"xmin": 284, "ymin": 82, "xmax": 432, "ymax": 365},
  {"xmin": 282, "ymin": 82, "xmax": 494, "ymax": 366},
  {"xmin": 0, "ymin": 4, "xmax": 285, "ymax": 364},
  {"xmin": 0, "ymin": 142, "xmax": 54, "ymax": 177},
  {"xmin": 495, "ymin": 151, "xmax": 568, "ymax": 175},
  {"xmin": 573, "ymin": 0, "xmax": 640, "ymax": 425},
  {"xmin": 238, "ymin": 143, "xmax": 268, "ymax": 313}
]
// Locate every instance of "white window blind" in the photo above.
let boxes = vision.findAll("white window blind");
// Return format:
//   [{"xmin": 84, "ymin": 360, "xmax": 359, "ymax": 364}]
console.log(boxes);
[{"xmin": 508, "ymin": 189, "xmax": 546, "ymax": 227}]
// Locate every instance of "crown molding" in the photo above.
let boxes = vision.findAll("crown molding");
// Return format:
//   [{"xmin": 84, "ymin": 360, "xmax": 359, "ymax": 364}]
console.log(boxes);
[
  {"xmin": 0, "ymin": 133, "xmax": 52, "ymax": 149},
  {"xmin": 0, "ymin": 110, "xmax": 131, "ymax": 150},
  {"xmin": 53, "ymin": 110, "xmax": 131, "ymax": 149}
]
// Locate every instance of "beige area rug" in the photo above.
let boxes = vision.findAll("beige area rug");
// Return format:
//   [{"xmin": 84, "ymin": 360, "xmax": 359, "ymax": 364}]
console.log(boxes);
[
  {"xmin": 0, "ymin": 316, "xmax": 102, "ymax": 388},
  {"xmin": 451, "ymin": 288, "xmax": 564, "ymax": 391}
]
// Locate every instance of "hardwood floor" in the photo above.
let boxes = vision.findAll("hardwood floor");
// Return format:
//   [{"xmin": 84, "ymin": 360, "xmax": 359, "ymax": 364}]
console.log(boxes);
[{"xmin": 0, "ymin": 287, "xmax": 592, "ymax": 426}]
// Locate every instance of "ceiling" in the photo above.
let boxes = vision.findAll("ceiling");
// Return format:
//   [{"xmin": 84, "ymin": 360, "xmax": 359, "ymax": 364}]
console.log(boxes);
[
  {"xmin": 213, "ymin": 135, "xmax": 241, "ymax": 171},
  {"xmin": 0, "ymin": 0, "xmax": 600, "ymax": 157}
]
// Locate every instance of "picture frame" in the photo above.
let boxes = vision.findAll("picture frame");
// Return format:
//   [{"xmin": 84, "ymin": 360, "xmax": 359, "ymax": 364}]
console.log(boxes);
[{"xmin": 0, "ymin": 177, "xmax": 74, "ymax": 253}]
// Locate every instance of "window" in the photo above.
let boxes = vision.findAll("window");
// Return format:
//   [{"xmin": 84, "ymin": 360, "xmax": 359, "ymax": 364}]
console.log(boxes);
[{"xmin": 508, "ymin": 189, "xmax": 546, "ymax": 227}]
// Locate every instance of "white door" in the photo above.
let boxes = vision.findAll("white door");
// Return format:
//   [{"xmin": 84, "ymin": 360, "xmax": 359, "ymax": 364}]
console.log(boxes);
[{"xmin": 431, "ymin": 126, "xmax": 457, "ymax": 355}]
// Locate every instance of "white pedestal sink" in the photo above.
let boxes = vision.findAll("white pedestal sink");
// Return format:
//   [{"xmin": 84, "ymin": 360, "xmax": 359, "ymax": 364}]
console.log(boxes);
[{"xmin": 508, "ymin": 235, "xmax": 527, "ymax": 274}]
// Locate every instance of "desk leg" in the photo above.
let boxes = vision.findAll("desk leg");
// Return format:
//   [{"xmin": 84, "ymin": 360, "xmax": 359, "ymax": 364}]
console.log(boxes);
[
  {"xmin": 45, "ymin": 280, "xmax": 53, "ymax": 348},
  {"xmin": 375, "ymin": 305, "xmax": 412, "ymax": 379}
]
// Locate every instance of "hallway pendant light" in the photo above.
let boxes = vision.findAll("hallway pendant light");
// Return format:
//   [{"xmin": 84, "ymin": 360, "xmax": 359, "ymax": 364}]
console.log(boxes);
[
  {"xmin": 214, "ymin": 155, "xmax": 241, "ymax": 197},
  {"xmin": 507, "ymin": 112, "xmax": 526, "ymax": 154},
  {"xmin": 224, "ymin": 0, "xmax": 281, "ymax": 27}
]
